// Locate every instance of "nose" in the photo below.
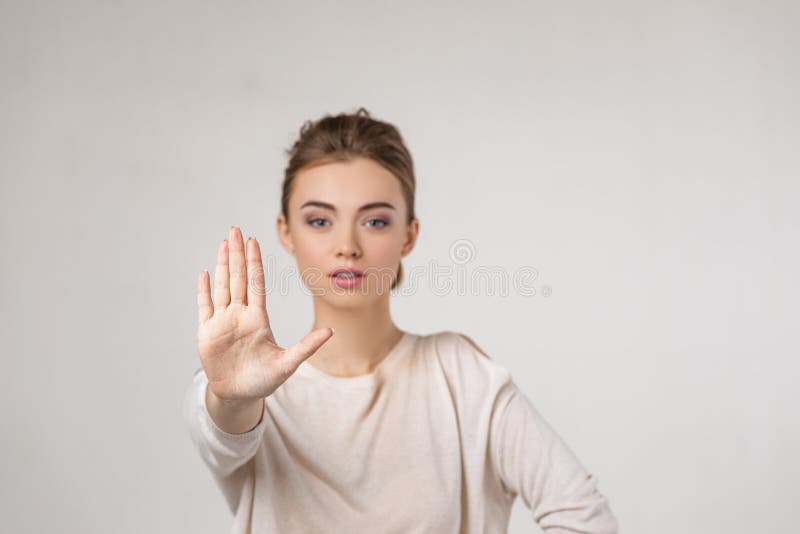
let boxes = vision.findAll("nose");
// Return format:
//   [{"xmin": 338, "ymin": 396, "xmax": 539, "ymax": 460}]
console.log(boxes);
[{"xmin": 335, "ymin": 226, "xmax": 362, "ymax": 259}]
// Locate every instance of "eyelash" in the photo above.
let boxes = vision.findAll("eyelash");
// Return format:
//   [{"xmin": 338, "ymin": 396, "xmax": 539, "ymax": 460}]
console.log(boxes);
[{"xmin": 307, "ymin": 218, "xmax": 389, "ymax": 229}]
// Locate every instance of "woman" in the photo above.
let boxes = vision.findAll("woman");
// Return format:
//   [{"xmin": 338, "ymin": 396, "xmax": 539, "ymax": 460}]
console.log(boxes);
[{"xmin": 184, "ymin": 108, "xmax": 619, "ymax": 533}]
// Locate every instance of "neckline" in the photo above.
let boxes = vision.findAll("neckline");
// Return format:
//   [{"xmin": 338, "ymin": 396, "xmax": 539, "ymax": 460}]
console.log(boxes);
[{"xmin": 296, "ymin": 331, "xmax": 416, "ymax": 390}]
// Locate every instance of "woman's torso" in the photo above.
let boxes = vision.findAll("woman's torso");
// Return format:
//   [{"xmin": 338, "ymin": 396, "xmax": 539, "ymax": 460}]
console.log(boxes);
[{"xmin": 237, "ymin": 331, "xmax": 515, "ymax": 534}]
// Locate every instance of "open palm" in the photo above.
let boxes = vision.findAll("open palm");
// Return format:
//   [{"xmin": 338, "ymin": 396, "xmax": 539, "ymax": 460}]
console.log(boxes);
[{"xmin": 196, "ymin": 226, "xmax": 333, "ymax": 401}]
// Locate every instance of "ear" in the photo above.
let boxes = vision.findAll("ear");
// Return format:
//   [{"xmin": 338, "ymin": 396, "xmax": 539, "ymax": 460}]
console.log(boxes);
[
  {"xmin": 276, "ymin": 214, "xmax": 295, "ymax": 255},
  {"xmin": 401, "ymin": 218, "xmax": 420, "ymax": 258}
]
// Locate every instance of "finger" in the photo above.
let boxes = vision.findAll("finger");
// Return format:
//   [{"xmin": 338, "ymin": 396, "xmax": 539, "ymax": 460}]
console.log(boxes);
[
  {"xmin": 197, "ymin": 269, "xmax": 213, "ymax": 325},
  {"xmin": 229, "ymin": 226, "xmax": 246, "ymax": 305},
  {"xmin": 246, "ymin": 236, "xmax": 267, "ymax": 312},
  {"xmin": 213, "ymin": 239, "xmax": 230, "ymax": 310},
  {"xmin": 281, "ymin": 328, "xmax": 335, "ymax": 372}
]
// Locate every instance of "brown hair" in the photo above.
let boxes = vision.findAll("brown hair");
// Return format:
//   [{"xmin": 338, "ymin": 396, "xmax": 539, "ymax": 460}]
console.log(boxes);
[{"xmin": 281, "ymin": 107, "xmax": 416, "ymax": 290}]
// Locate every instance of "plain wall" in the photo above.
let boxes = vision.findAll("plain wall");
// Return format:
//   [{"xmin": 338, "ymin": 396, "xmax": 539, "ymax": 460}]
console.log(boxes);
[{"xmin": 1, "ymin": 1, "xmax": 798, "ymax": 532}]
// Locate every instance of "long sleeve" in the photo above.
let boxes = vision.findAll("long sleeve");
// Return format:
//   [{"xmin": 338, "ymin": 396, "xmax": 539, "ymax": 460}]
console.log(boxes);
[
  {"xmin": 183, "ymin": 367, "xmax": 268, "ymax": 513},
  {"xmin": 489, "ymin": 380, "xmax": 619, "ymax": 534}
]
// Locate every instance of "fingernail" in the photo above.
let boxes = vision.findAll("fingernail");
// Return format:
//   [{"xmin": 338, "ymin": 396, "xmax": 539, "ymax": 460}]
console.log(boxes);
[{"xmin": 330, "ymin": 327, "xmax": 335, "ymax": 334}]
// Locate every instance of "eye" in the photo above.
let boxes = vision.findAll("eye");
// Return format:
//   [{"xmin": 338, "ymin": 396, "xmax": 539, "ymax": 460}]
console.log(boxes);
[
  {"xmin": 307, "ymin": 217, "xmax": 329, "ymax": 228},
  {"xmin": 366, "ymin": 218, "xmax": 389, "ymax": 229}
]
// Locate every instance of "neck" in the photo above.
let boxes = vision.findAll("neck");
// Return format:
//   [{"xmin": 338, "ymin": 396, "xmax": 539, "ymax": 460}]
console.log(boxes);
[{"xmin": 307, "ymin": 295, "xmax": 403, "ymax": 377}]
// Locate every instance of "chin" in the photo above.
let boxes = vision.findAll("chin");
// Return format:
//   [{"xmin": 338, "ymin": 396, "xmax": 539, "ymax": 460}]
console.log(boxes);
[
  {"xmin": 316, "ymin": 290, "xmax": 379, "ymax": 310},
  {"xmin": 319, "ymin": 278, "xmax": 390, "ymax": 304}
]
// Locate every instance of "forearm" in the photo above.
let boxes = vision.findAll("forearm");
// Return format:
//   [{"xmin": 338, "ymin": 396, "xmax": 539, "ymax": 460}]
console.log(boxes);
[{"xmin": 205, "ymin": 385, "xmax": 265, "ymax": 434}]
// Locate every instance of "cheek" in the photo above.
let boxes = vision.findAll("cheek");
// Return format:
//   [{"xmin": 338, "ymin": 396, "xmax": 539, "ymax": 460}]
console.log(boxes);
[
  {"xmin": 365, "ymin": 237, "xmax": 403, "ymax": 265},
  {"xmin": 291, "ymin": 236, "xmax": 326, "ymax": 269},
  {"xmin": 295, "ymin": 247, "xmax": 325, "ymax": 267}
]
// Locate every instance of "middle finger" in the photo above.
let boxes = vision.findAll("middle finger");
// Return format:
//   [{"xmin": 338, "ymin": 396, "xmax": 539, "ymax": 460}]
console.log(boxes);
[{"xmin": 228, "ymin": 226, "xmax": 247, "ymax": 305}]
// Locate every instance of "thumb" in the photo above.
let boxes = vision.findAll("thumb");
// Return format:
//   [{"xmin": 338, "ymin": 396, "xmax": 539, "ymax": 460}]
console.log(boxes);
[{"xmin": 282, "ymin": 327, "xmax": 335, "ymax": 371}]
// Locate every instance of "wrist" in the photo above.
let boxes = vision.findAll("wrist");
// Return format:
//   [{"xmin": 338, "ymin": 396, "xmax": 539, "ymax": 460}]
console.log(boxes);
[
  {"xmin": 205, "ymin": 385, "xmax": 265, "ymax": 434},
  {"xmin": 206, "ymin": 385, "xmax": 261, "ymax": 410}
]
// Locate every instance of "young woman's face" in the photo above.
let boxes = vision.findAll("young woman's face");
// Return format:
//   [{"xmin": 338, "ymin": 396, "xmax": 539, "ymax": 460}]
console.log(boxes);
[{"xmin": 278, "ymin": 157, "xmax": 418, "ymax": 304}]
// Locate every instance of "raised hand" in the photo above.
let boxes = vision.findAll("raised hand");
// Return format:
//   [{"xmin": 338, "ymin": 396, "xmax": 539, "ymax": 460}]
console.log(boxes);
[{"xmin": 196, "ymin": 226, "xmax": 333, "ymax": 403}]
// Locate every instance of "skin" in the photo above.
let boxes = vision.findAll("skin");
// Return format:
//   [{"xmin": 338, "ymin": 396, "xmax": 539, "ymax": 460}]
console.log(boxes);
[
  {"xmin": 277, "ymin": 157, "xmax": 420, "ymax": 377},
  {"xmin": 196, "ymin": 156, "xmax": 419, "ymax": 434}
]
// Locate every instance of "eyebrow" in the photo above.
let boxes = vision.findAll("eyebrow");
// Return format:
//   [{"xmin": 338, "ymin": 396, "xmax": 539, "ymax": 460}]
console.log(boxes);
[{"xmin": 299, "ymin": 200, "xmax": 397, "ymax": 212}]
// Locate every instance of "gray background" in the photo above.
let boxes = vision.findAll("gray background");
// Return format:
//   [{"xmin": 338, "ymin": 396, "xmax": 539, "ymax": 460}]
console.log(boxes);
[{"xmin": 2, "ymin": 1, "xmax": 798, "ymax": 533}]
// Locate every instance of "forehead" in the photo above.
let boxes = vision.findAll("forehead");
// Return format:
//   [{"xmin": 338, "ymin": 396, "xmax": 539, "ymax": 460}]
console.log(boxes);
[{"xmin": 290, "ymin": 157, "xmax": 404, "ymax": 211}]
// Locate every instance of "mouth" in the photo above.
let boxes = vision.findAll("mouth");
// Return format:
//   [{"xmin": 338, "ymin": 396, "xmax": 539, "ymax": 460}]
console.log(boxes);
[
  {"xmin": 329, "ymin": 268, "xmax": 365, "ymax": 288},
  {"xmin": 329, "ymin": 268, "xmax": 364, "ymax": 278}
]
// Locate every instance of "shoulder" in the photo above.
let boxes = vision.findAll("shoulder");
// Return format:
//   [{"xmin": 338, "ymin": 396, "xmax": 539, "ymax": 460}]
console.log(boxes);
[
  {"xmin": 416, "ymin": 330, "xmax": 513, "ymax": 391},
  {"xmin": 420, "ymin": 330, "xmax": 491, "ymax": 359}
]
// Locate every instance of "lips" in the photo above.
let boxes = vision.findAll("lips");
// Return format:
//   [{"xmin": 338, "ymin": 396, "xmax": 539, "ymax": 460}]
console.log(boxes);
[{"xmin": 329, "ymin": 268, "xmax": 364, "ymax": 278}]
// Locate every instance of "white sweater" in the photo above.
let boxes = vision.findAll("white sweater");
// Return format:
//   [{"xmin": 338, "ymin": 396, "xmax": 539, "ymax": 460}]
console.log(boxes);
[{"xmin": 183, "ymin": 330, "xmax": 619, "ymax": 533}]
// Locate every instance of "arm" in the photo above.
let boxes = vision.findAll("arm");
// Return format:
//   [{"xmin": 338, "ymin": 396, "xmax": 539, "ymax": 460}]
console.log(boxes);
[
  {"xmin": 490, "ymin": 381, "xmax": 619, "ymax": 533},
  {"xmin": 189, "ymin": 227, "xmax": 332, "ymax": 473},
  {"xmin": 183, "ymin": 367, "xmax": 268, "ymax": 479},
  {"xmin": 205, "ymin": 380, "xmax": 265, "ymax": 435}
]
